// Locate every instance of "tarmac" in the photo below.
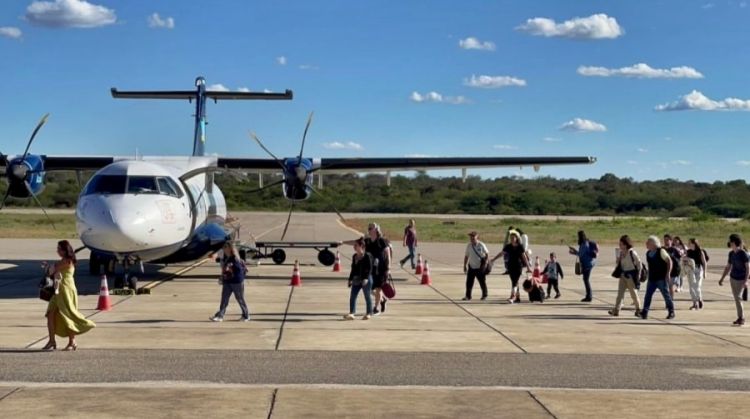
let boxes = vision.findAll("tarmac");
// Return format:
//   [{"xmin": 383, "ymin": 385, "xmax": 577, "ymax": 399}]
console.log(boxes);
[{"xmin": 1, "ymin": 211, "xmax": 749, "ymax": 418}]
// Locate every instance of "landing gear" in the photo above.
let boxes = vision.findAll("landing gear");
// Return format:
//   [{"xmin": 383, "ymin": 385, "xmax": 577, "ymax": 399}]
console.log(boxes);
[
  {"xmin": 317, "ymin": 249, "xmax": 335, "ymax": 266},
  {"xmin": 271, "ymin": 249, "xmax": 286, "ymax": 265},
  {"xmin": 112, "ymin": 256, "xmax": 142, "ymax": 292}
]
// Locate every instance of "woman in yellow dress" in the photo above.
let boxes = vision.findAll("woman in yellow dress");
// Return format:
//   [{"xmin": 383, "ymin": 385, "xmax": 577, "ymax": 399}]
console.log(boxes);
[{"xmin": 41, "ymin": 240, "xmax": 96, "ymax": 351}]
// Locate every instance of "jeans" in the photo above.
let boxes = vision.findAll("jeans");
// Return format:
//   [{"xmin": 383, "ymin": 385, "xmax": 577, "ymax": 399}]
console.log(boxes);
[
  {"xmin": 688, "ymin": 266, "xmax": 703, "ymax": 304},
  {"xmin": 400, "ymin": 244, "xmax": 416, "ymax": 269},
  {"xmin": 350, "ymin": 279, "xmax": 374, "ymax": 315},
  {"xmin": 613, "ymin": 276, "xmax": 640, "ymax": 315},
  {"xmin": 582, "ymin": 267, "xmax": 593, "ymax": 300},
  {"xmin": 465, "ymin": 267, "xmax": 488, "ymax": 299},
  {"xmin": 730, "ymin": 279, "xmax": 746, "ymax": 320},
  {"xmin": 642, "ymin": 279, "xmax": 674, "ymax": 315},
  {"xmin": 216, "ymin": 282, "xmax": 249, "ymax": 319},
  {"xmin": 546, "ymin": 278, "xmax": 560, "ymax": 297}
]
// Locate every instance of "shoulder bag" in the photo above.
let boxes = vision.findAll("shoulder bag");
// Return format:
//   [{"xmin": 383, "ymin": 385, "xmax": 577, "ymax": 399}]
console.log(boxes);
[{"xmin": 382, "ymin": 274, "xmax": 396, "ymax": 299}]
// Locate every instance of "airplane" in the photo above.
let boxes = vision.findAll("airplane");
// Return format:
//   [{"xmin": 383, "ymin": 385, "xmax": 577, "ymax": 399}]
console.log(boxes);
[{"xmin": 0, "ymin": 76, "xmax": 596, "ymax": 290}]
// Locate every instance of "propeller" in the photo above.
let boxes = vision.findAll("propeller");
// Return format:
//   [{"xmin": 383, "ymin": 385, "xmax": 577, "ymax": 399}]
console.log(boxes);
[
  {"xmin": 250, "ymin": 132, "xmax": 285, "ymax": 171},
  {"xmin": 280, "ymin": 200, "xmax": 295, "ymax": 241},
  {"xmin": 1, "ymin": 114, "xmax": 56, "ymax": 229},
  {"xmin": 298, "ymin": 111, "xmax": 313, "ymax": 164}
]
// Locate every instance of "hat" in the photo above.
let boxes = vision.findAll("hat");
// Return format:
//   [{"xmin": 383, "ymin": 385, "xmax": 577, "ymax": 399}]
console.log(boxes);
[{"xmin": 468, "ymin": 231, "xmax": 479, "ymax": 237}]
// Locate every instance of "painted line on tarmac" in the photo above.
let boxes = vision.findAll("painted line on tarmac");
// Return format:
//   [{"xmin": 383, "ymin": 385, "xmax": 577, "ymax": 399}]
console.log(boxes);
[
  {"xmin": 528, "ymin": 390, "xmax": 559, "ymax": 419},
  {"xmin": 0, "ymin": 387, "xmax": 22, "ymax": 403},
  {"xmin": 255, "ymin": 221, "xmax": 292, "ymax": 240},
  {"xmin": 1, "ymin": 381, "xmax": 749, "ymax": 394},
  {"xmin": 275, "ymin": 286, "xmax": 295, "ymax": 351},
  {"xmin": 266, "ymin": 388, "xmax": 279, "ymax": 419},
  {"xmin": 336, "ymin": 218, "xmax": 363, "ymax": 236}
]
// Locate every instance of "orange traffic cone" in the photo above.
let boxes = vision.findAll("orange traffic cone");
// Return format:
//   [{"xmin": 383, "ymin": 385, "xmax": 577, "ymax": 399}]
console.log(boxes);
[
  {"xmin": 332, "ymin": 251, "xmax": 341, "ymax": 272},
  {"xmin": 290, "ymin": 260, "xmax": 302, "ymax": 287},
  {"xmin": 96, "ymin": 274, "xmax": 112, "ymax": 311},
  {"xmin": 415, "ymin": 254, "xmax": 423, "ymax": 275},
  {"xmin": 420, "ymin": 261, "xmax": 432, "ymax": 285}
]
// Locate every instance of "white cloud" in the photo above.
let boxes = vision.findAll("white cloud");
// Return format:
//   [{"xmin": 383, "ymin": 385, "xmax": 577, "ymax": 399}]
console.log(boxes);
[
  {"xmin": 637, "ymin": 148, "xmax": 648, "ymax": 153},
  {"xmin": 627, "ymin": 160, "xmax": 639, "ymax": 165},
  {"xmin": 276, "ymin": 56, "xmax": 287, "ymax": 66},
  {"xmin": 577, "ymin": 63, "xmax": 703, "ymax": 79},
  {"xmin": 322, "ymin": 141, "xmax": 363, "ymax": 151},
  {"xmin": 702, "ymin": 3, "xmax": 715, "ymax": 9},
  {"xmin": 0, "ymin": 27, "xmax": 22, "ymax": 39},
  {"xmin": 262, "ymin": 89, "xmax": 273, "ymax": 93},
  {"xmin": 672, "ymin": 160, "xmax": 692, "ymax": 166},
  {"xmin": 25, "ymin": 0, "xmax": 117, "ymax": 28},
  {"xmin": 458, "ymin": 36, "xmax": 496, "ymax": 51},
  {"xmin": 559, "ymin": 118, "xmax": 607, "ymax": 133},
  {"xmin": 147, "ymin": 13, "xmax": 174, "ymax": 29},
  {"xmin": 410, "ymin": 91, "xmax": 470, "ymax": 105},
  {"xmin": 542, "ymin": 137, "xmax": 562, "ymax": 143},
  {"xmin": 405, "ymin": 154, "xmax": 435, "ymax": 158},
  {"xmin": 516, "ymin": 13, "xmax": 623, "ymax": 39},
  {"xmin": 463, "ymin": 75, "xmax": 527, "ymax": 89},
  {"xmin": 493, "ymin": 144, "xmax": 518, "ymax": 150},
  {"xmin": 655, "ymin": 90, "xmax": 750, "ymax": 111},
  {"xmin": 206, "ymin": 83, "xmax": 229, "ymax": 92},
  {"xmin": 737, "ymin": 161, "xmax": 750, "ymax": 166},
  {"xmin": 237, "ymin": 87, "xmax": 251, "ymax": 93},
  {"xmin": 299, "ymin": 64, "xmax": 319, "ymax": 70}
]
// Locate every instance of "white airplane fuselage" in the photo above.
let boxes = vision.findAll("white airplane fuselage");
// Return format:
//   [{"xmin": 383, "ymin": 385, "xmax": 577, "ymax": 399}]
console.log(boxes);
[{"xmin": 76, "ymin": 156, "xmax": 228, "ymax": 263}]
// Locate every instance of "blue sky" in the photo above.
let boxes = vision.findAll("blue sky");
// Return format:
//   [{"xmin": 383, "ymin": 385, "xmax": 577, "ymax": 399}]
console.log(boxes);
[{"xmin": 2, "ymin": 0, "xmax": 750, "ymax": 182}]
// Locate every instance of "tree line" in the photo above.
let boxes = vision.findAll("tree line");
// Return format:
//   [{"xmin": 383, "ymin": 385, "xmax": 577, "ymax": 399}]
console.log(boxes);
[{"xmin": 3, "ymin": 172, "xmax": 750, "ymax": 218}]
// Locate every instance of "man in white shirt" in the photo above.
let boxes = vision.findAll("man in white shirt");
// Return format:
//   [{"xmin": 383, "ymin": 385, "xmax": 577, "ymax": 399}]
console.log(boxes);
[{"xmin": 463, "ymin": 231, "xmax": 490, "ymax": 301}]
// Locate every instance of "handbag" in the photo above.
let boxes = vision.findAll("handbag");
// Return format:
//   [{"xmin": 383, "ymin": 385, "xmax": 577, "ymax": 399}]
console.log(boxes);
[
  {"xmin": 38, "ymin": 273, "xmax": 55, "ymax": 302},
  {"xmin": 611, "ymin": 265, "xmax": 622, "ymax": 279},
  {"xmin": 382, "ymin": 274, "xmax": 396, "ymax": 299},
  {"xmin": 574, "ymin": 258, "xmax": 582, "ymax": 275}
]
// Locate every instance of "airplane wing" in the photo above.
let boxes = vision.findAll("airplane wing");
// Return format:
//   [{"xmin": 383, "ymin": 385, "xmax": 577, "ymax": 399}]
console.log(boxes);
[
  {"xmin": 0, "ymin": 155, "xmax": 115, "ymax": 171},
  {"xmin": 217, "ymin": 156, "xmax": 596, "ymax": 173}
]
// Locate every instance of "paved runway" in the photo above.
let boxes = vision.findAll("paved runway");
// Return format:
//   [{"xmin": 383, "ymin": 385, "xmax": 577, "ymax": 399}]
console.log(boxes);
[{"xmin": 1, "ymin": 212, "xmax": 749, "ymax": 418}]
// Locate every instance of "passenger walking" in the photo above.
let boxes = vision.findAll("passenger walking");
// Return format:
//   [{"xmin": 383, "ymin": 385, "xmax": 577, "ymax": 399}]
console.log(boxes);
[
  {"xmin": 568, "ymin": 231, "xmax": 598, "ymax": 302},
  {"xmin": 543, "ymin": 253, "xmax": 564, "ymax": 299},
  {"xmin": 491, "ymin": 232, "xmax": 530, "ymax": 303},
  {"xmin": 685, "ymin": 238, "xmax": 706, "ymax": 310},
  {"xmin": 640, "ymin": 236, "xmax": 675, "ymax": 320},
  {"xmin": 719, "ymin": 234, "xmax": 749, "ymax": 326},
  {"xmin": 344, "ymin": 237, "xmax": 374, "ymax": 320},
  {"xmin": 608, "ymin": 235, "xmax": 642, "ymax": 317},
  {"xmin": 41, "ymin": 240, "xmax": 96, "ymax": 351},
  {"xmin": 663, "ymin": 234, "xmax": 683, "ymax": 296},
  {"xmin": 399, "ymin": 219, "xmax": 418, "ymax": 270},
  {"xmin": 462, "ymin": 231, "xmax": 490, "ymax": 301},
  {"xmin": 210, "ymin": 242, "xmax": 249, "ymax": 322},
  {"xmin": 365, "ymin": 223, "xmax": 391, "ymax": 315}
]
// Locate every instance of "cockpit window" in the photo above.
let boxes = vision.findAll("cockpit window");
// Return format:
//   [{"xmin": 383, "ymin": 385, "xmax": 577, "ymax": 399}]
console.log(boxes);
[
  {"xmin": 157, "ymin": 177, "xmax": 183, "ymax": 198},
  {"xmin": 127, "ymin": 176, "xmax": 159, "ymax": 194},
  {"xmin": 84, "ymin": 175, "xmax": 126, "ymax": 195}
]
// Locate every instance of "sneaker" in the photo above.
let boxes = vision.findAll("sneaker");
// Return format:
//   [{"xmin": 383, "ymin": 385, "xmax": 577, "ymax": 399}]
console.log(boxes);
[
  {"xmin": 581, "ymin": 297, "xmax": 592, "ymax": 302},
  {"xmin": 514, "ymin": 297, "xmax": 521, "ymax": 304},
  {"xmin": 608, "ymin": 310, "xmax": 619, "ymax": 317},
  {"xmin": 507, "ymin": 297, "xmax": 515, "ymax": 304},
  {"xmin": 343, "ymin": 314, "xmax": 355, "ymax": 320},
  {"xmin": 209, "ymin": 316, "xmax": 223, "ymax": 322},
  {"xmin": 666, "ymin": 311, "xmax": 675, "ymax": 320},
  {"xmin": 480, "ymin": 296, "xmax": 487, "ymax": 301},
  {"xmin": 362, "ymin": 314, "xmax": 372, "ymax": 320},
  {"xmin": 461, "ymin": 297, "xmax": 471, "ymax": 301},
  {"xmin": 699, "ymin": 300, "xmax": 704, "ymax": 309},
  {"xmin": 381, "ymin": 300, "xmax": 387, "ymax": 313},
  {"xmin": 640, "ymin": 312, "xmax": 648, "ymax": 320},
  {"xmin": 240, "ymin": 317, "xmax": 250, "ymax": 322},
  {"xmin": 373, "ymin": 309, "xmax": 381, "ymax": 316},
  {"xmin": 634, "ymin": 310, "xmax": 641, "ymax": 318},
  {"xmin": 554, "ymin": 294, "xmax": 561, "ymax": 299},
  {"xmin": 399, "ymin": 260, "xmax": 405, "ymax": 268}
]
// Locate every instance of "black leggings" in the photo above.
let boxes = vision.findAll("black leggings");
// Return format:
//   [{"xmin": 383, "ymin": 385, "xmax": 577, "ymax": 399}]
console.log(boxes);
[
  {"xmin": 547, "ymin": 278, "xmax": 560, "ymax": 296},
  {"xmin": 509, "ymin": 270, "xmax": 522, "ymax": 288}
]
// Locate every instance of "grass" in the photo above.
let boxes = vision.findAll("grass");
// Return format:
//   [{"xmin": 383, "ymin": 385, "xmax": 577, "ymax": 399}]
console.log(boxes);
[
  {"xmin": 344, "ymin": 217, "xmax": 750, "ymax": 248},
  {"xmin": 0, "ymin": 213, "xmax": 78, "ymax": 239}
]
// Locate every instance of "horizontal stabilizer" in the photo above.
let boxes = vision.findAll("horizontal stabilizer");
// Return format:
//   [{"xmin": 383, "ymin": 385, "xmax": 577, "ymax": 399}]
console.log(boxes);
[{"xmin": 111, "ymin": 89, "xmax": 293, "ymax": 101}]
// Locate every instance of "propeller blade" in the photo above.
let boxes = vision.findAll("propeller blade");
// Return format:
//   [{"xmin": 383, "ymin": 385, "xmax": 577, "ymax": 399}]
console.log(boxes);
[
  {"xmin": 21, "ymin": 113, "xmax": 50, "ymax": 160},
  {"xmin": 298, "ymin": 111, "xmax": 314, "ymax": 163},
  {"xmin": 249, "ymin": 132, "xmax": 286, "ymax": 171},
  {"xmin": 280, "ymin": 200, "xmax": 295, "ymax": 241},
  {"xmin": 310, "ymin": 186, "xmax": 346, "ymax": 222},
  {"xmin": 0, "ymin": 188, "xmax": 11, "ymax": 211},
  {"xmin": 246, "ymin": 178, "xmax": 285, "ymax": 194},
  {"xmin": 24, "ymin": 180, "xmax": 55, "ymax": 230}
]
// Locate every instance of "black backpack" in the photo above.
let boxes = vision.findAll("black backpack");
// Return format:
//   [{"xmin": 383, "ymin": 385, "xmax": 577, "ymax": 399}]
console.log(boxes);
[{"xmin": 664, "ymin": 247, "xmax": 681, "ymax": 277}]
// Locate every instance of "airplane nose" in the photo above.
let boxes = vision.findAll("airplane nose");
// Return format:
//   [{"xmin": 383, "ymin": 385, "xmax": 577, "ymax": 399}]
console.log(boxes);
[{"xmin": 77, "ymin": 196, "xmax": 156, "ymax": 251}]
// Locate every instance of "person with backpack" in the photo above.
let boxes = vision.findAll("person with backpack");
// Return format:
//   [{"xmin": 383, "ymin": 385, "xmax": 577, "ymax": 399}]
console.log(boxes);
[
  {"xmin": 210, "ymin": 242, "xmax": 250, "ymax": 322},
  {"xmin": 568, "ymin": 230, "xmax": 598, "ymax": 302},
  {"xmin": 365, "ymin": 223, "xmax": 391, "ymax": 315},
  {"xmin": 641, "ymin": 236, "xmax": 675, "ymax": 320},
  {"xmin": 492, "ymin": 232, "xmax": 530, "ymax": 303},
  {"xmin": 543, "ymin": 252, "xmax": 564, "ymax": 299},
  {"xmin": 663, "ymin": 234, "xmax": 683, "ymax": 298},
  {"xmin": 608, "ymin": 235, "xmax": 642, "ymax": 317},
  {"xmin": 463, "ymin": 231, "xmax": 490, "ymax": 301},
  {"xmin": 686, "ymin": 238, "xmax": 707, "ymax": 310},
  {"xmin": 719, "ymin": 234, "xmax": 749, "ymax": 326}
]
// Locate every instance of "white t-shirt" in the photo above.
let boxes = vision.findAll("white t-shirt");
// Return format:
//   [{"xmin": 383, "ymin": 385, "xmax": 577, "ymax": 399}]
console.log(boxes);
[{"xmin": 465, "ymin": 241, "xmax": 489, "ymax": 269}]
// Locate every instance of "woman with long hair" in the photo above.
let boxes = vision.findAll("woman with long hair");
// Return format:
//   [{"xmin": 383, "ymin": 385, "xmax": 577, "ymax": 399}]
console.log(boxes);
[
  {"xmin": 568, "ymin": 230, "xmax": 599, "ymax": 302},
  {"xmin": 608, "ymin": 235, "xmax": 642, "ymax": 317},
  {"xmin": 210, "ymin": 242, "xmax": 250, "ymax": 322},
  {"xmin": 491, "ymin": 232, "xmax": 530, "ymax": 304},
  {"xmin": 42, "ymin": 240, "xmax": 96, "ymax": 351},
  {"xmin": 345, "ymin": 237, "xmax": 374, "ymax": 320},
  {"xmin": 686, "ymin": 238, "xmax": 707, "ymax": 310}
]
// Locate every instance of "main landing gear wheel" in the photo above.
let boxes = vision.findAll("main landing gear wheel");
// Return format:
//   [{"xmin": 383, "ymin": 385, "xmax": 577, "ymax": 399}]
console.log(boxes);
[
  {"xmin": 271, "ymin": 249, "xmax": 286, "ymax": 265},
  {"xmin": 318, "ymin": 249, "xmax": 335, "ymax": 266}
]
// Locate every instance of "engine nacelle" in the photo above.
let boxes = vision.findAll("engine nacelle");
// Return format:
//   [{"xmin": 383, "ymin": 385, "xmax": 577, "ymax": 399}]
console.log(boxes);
[
  {"xmin": 4, "ymin": 154, "xmax": 46, "ymax": 198},
  {"xmin": 281, "ymin": 157, "xmax": 314, "ymax": 201}
]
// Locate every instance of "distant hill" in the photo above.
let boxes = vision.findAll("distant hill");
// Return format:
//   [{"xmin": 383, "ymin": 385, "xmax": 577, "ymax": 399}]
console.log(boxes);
[{"xmin": 3, "ymin": 172, "xmax": 750, "ymax": 219}]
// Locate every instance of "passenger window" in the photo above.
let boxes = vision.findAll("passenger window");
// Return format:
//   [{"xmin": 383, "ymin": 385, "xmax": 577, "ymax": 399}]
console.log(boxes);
[
  {"xmin": 157, "ymin": 177, "xmax": 183, "ymax": 198},
  {"xmin": 127, "ymin": 176, "xmax": 159, "ymax": 194}
]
